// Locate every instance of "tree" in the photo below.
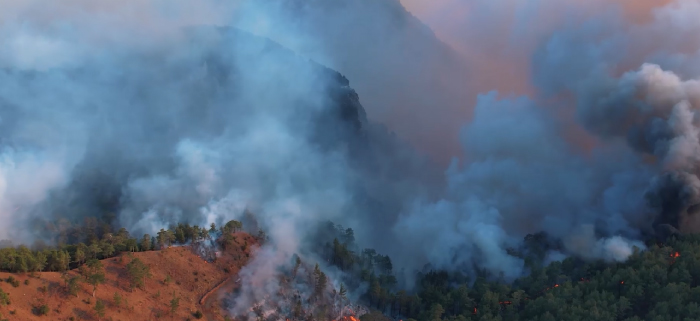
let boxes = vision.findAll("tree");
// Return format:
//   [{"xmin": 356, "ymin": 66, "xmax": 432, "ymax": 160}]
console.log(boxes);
[
  {"xmin": 223, "ymin": 220, "xmax": 243, "ymax": 234},
  {"xmin": 88, "ymin": 242, "xmax": 102, "ymax": 259},
  {"xmin": 100, "ymin": 241, "xmax": 115, "ymax": 258},
  {"xmin": 34, "ymin": 251, "xmax": 47, "ymax": 272},
  {"xmin": 125, "ymin": 238, "xmax": 139, "ymax": 252},
  {"xmin": 56, "ymin": 250, "xmax": 71, "ymax": 272},
  {"xmin": 94, "ymin": 299, "xmax": 106, "ymax": 320},
  {"xmin": 314, "ymin": 263, "xmax": 328, "ymax": 300},
  {"xmin": 293, "ymin": 255, "xmax": 302, "ymax": 278},
  {"xmin": 86, "ymin": 259, "xmax": 105, "ymax": 297},
  {"xmin": 339, "ymin": 283, "xmax": 347, "ymax": 299},
  {"xmin": 141, "ymin": 234, "xmax": 152, "ymax": 251},
  {"xmin": 0, "ymin": 288, "xmax": 10, "ymax": 306},
  {"xmin": 74, "ymin": 245, "xmax": 86, "ymax": 265},
  {"xmin": 126, "ymin": 257, "xmax": 151, "ymax": 290},
  {"xmin": 67, "ymin": 276, "xmax": 81, "ymax": 296},
  {"xmin": 170, "ymin": 292, "xmax": 180, "ymax": 316}
]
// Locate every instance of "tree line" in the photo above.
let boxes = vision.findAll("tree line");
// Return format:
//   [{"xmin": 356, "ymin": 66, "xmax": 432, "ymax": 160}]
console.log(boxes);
[{"xmin": 0, "ymin": 219, "xmax": 246, "ymax": 274}]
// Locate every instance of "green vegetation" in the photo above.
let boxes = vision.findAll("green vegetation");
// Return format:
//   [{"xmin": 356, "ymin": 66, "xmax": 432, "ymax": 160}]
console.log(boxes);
[
  {"xmin": 85, "ymin": 259, "xmax": 105, "ymax": 297},
  {"xmin": 66, "ymin": 276, "xmax": 81, "ymax": 296},
  {"xmin": 4, "ymin": 277, "xmax": 19, "ymax": 288},
  {"xmin": 0, "ymin": 288, "xmax": 10, "ymax": 306},
  {"xmin": 32, "ymin": 304, "xmax": 49, "ymax": 316},
  {"xmin": 314, "ymin": 222, "xmax": 700, "ymax": 321},
  {"xmin": 94, "ymin": 299, "xmax": 105, "ymax": 320},
  {"xmin": 0, "ymin": 220, "xmax": 243, "ymax": 274},
  {"xmin": 126, "ymin": 257, "xmax": 151, "ymax": 291},
  {"xmin": 170, "ymin": 292, "xmax": 180, "ymax": 316},
  {"xmin": 8, "ymin": 217, "xmax": 700, "ymax": 321},
  {"xmin": 113, "ymin": 292, "xmax": 122, "ymax": 307}
]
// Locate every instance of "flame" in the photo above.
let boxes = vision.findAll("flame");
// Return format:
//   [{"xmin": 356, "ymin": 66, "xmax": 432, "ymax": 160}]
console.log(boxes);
[
  {"xmin": 554, "ymin": 284, "xmax": 559, "ymax": 288},
  {"xmin": 620, "ymin": 281, "xmax": 624, "ymax": 284},
  {"xmin": 672, "ymin": 252, "xmax": 680, "ymax": 258}
]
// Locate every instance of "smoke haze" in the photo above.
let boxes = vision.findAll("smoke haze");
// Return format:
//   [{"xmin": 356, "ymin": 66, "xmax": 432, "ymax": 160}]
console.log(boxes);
[{"xmin": 2, "ymin": 0, "xmax": 700, "ymax": 317}]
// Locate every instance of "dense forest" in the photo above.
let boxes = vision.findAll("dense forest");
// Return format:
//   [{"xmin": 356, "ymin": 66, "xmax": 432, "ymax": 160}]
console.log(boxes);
[
  {"xmin": 2, "ymin": 220, "xmax": 700, "ymax": 321},
  {"xmin": 315, "ymin": 222, "xmax": 700, "ymax": 321}
]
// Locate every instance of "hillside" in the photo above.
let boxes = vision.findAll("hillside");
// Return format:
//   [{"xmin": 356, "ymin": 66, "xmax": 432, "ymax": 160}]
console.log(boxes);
[{"xmin": 0, "ymin": 232, "xmax": 257, "ymax": 321}]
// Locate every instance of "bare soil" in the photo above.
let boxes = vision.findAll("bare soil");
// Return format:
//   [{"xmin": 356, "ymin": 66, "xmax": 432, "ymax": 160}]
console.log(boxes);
[{"xmin": 0, "ymin": 232, "xmax": 257, "ymax": 321}]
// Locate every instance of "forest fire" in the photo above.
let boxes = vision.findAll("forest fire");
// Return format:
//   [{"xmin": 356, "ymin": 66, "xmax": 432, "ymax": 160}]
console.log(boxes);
[
  {"xmin": 670, "ymin": 251, "xmax": 681, "ymax": 264},
  {"xmin": 336, "ymin": 316, "xmax": 359, "ymax": 321}
]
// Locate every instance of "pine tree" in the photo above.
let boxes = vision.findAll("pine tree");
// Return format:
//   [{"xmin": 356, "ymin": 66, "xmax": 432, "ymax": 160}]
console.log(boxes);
[
  {"xmin": 86, "ymin": 259, "xmax": 105, "ymax": 297},
  {"xmin": 94, "ymin": 299, "xmax": 105, "ymax": 320}
]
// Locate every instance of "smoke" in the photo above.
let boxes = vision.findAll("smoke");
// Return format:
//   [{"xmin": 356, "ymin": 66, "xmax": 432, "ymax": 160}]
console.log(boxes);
[
  {"xmin": 3, "ymin": 0, "xmax": 700, "ymax": 317},
  {"xmin": 394, "ymin": 0, "xmax": 700, "ymax": 279},
  {"xmin": 227, "ymin": 0, "xmax": 473, "ymax": 164},
  {"xmin": 0, "ymin": 1, "xmax": 435, "ymax": 317}
]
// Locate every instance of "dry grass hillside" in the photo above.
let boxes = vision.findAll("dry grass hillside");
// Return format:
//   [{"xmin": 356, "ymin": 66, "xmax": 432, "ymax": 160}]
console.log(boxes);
[{"xmin": 0, "ymin": 232, "xmax": 258, "ymax": 321}]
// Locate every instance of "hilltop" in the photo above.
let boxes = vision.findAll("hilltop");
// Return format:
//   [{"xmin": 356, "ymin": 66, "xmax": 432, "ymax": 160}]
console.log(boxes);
[{"xmin": 0, "ymin": 232, "xmax": 257, "ymax": 321}]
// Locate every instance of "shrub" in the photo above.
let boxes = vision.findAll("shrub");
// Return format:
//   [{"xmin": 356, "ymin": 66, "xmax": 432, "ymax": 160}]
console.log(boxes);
[
  {"xmin": 33, "ymin": 304, "xmax": 49, "ymax": 316},
  {"xmin": 193, "ymin": 310, "xmax": 204, "ymax": 319},
  {"xmin": 5, "ymin": 277, "xmax": 19, "ymax": 288},
  {"xmin": 0, "ymin": 288, "xmax": 10, "ymax": 306}
]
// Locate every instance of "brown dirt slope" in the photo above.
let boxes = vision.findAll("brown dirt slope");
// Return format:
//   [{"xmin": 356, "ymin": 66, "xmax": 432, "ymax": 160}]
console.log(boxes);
[{"xmin": 0, "ymin": 232, "xmax": 257, "ymax": 321}]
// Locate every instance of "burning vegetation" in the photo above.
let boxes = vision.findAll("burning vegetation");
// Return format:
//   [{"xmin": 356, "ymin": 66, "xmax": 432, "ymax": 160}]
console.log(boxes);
[{"xmin": 225, "ymin": 253, "xmax": 369, "ymax": 321}]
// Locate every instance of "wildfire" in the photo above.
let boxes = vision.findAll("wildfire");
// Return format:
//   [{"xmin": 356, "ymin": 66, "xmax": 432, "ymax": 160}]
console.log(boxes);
[
  {"xmin": 336, "ymin": 316, "xmax": 359, "ymax": 321},
  {"xmin": 671, "ymin": 252, "xmax": 680, "ymax": 258},
  {"xmin": 620, "ymin": 281, "xmax": 624, "ymax": 285}
]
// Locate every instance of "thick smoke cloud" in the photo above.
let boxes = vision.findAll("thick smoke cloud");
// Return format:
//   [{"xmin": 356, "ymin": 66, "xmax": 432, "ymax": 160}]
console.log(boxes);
[
  {"xmin": 0, "ymin": 1, "xmax": 372, "ymax": 244},
  {"xmin": 0, "ymin": 1, "xmax": 437, "ymax": 316},
  {"xmin": 395, "ymin": 0, "xmax": 700, "ymax": 278},
  {"xmin": 3, "ymin": 1, "xmax": 700, "ymax": 317},
  {"xmin": 228, "ymin": 0, "xmax": 472, "ymax": 164}
]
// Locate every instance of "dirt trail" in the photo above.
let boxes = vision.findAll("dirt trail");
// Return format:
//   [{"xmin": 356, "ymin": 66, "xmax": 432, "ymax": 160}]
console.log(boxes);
[{"xmin": 201, "ymin": 274, "xmax": 241, "ymax": 321}]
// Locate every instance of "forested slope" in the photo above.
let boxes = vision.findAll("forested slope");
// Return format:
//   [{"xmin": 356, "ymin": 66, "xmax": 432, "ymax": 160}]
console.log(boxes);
[{"xmin": 315, "ymin": 222, "xmax": 700, "ymax": 321}]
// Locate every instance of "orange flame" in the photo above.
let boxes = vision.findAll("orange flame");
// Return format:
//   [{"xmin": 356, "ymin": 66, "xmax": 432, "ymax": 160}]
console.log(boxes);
[
  {"xmin": 336, "ymin": 316, "xmax": 359, "ymax": 321},
  {"xmin": 672, "ymin": 252, "xmax": 680, "ymax": 258},
  {"xmin": 620, "ymin": 281, "xmax": 624, "ymax": 284}
]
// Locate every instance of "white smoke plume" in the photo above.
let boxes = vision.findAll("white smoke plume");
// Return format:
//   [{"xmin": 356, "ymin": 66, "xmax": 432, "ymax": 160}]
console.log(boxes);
[
  {"xmin": 394, "ymin": 0, "xmax": 700, "ymax": 278},
  {"xmin": 2, "ymin": 1, "xmax": 700, "ymax": 318}
]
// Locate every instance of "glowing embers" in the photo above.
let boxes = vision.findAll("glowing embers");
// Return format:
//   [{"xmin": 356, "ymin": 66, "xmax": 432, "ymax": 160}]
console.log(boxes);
[{"xmin": 670, "ymin": 251, "xmax": 681, "ymax": 264}]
